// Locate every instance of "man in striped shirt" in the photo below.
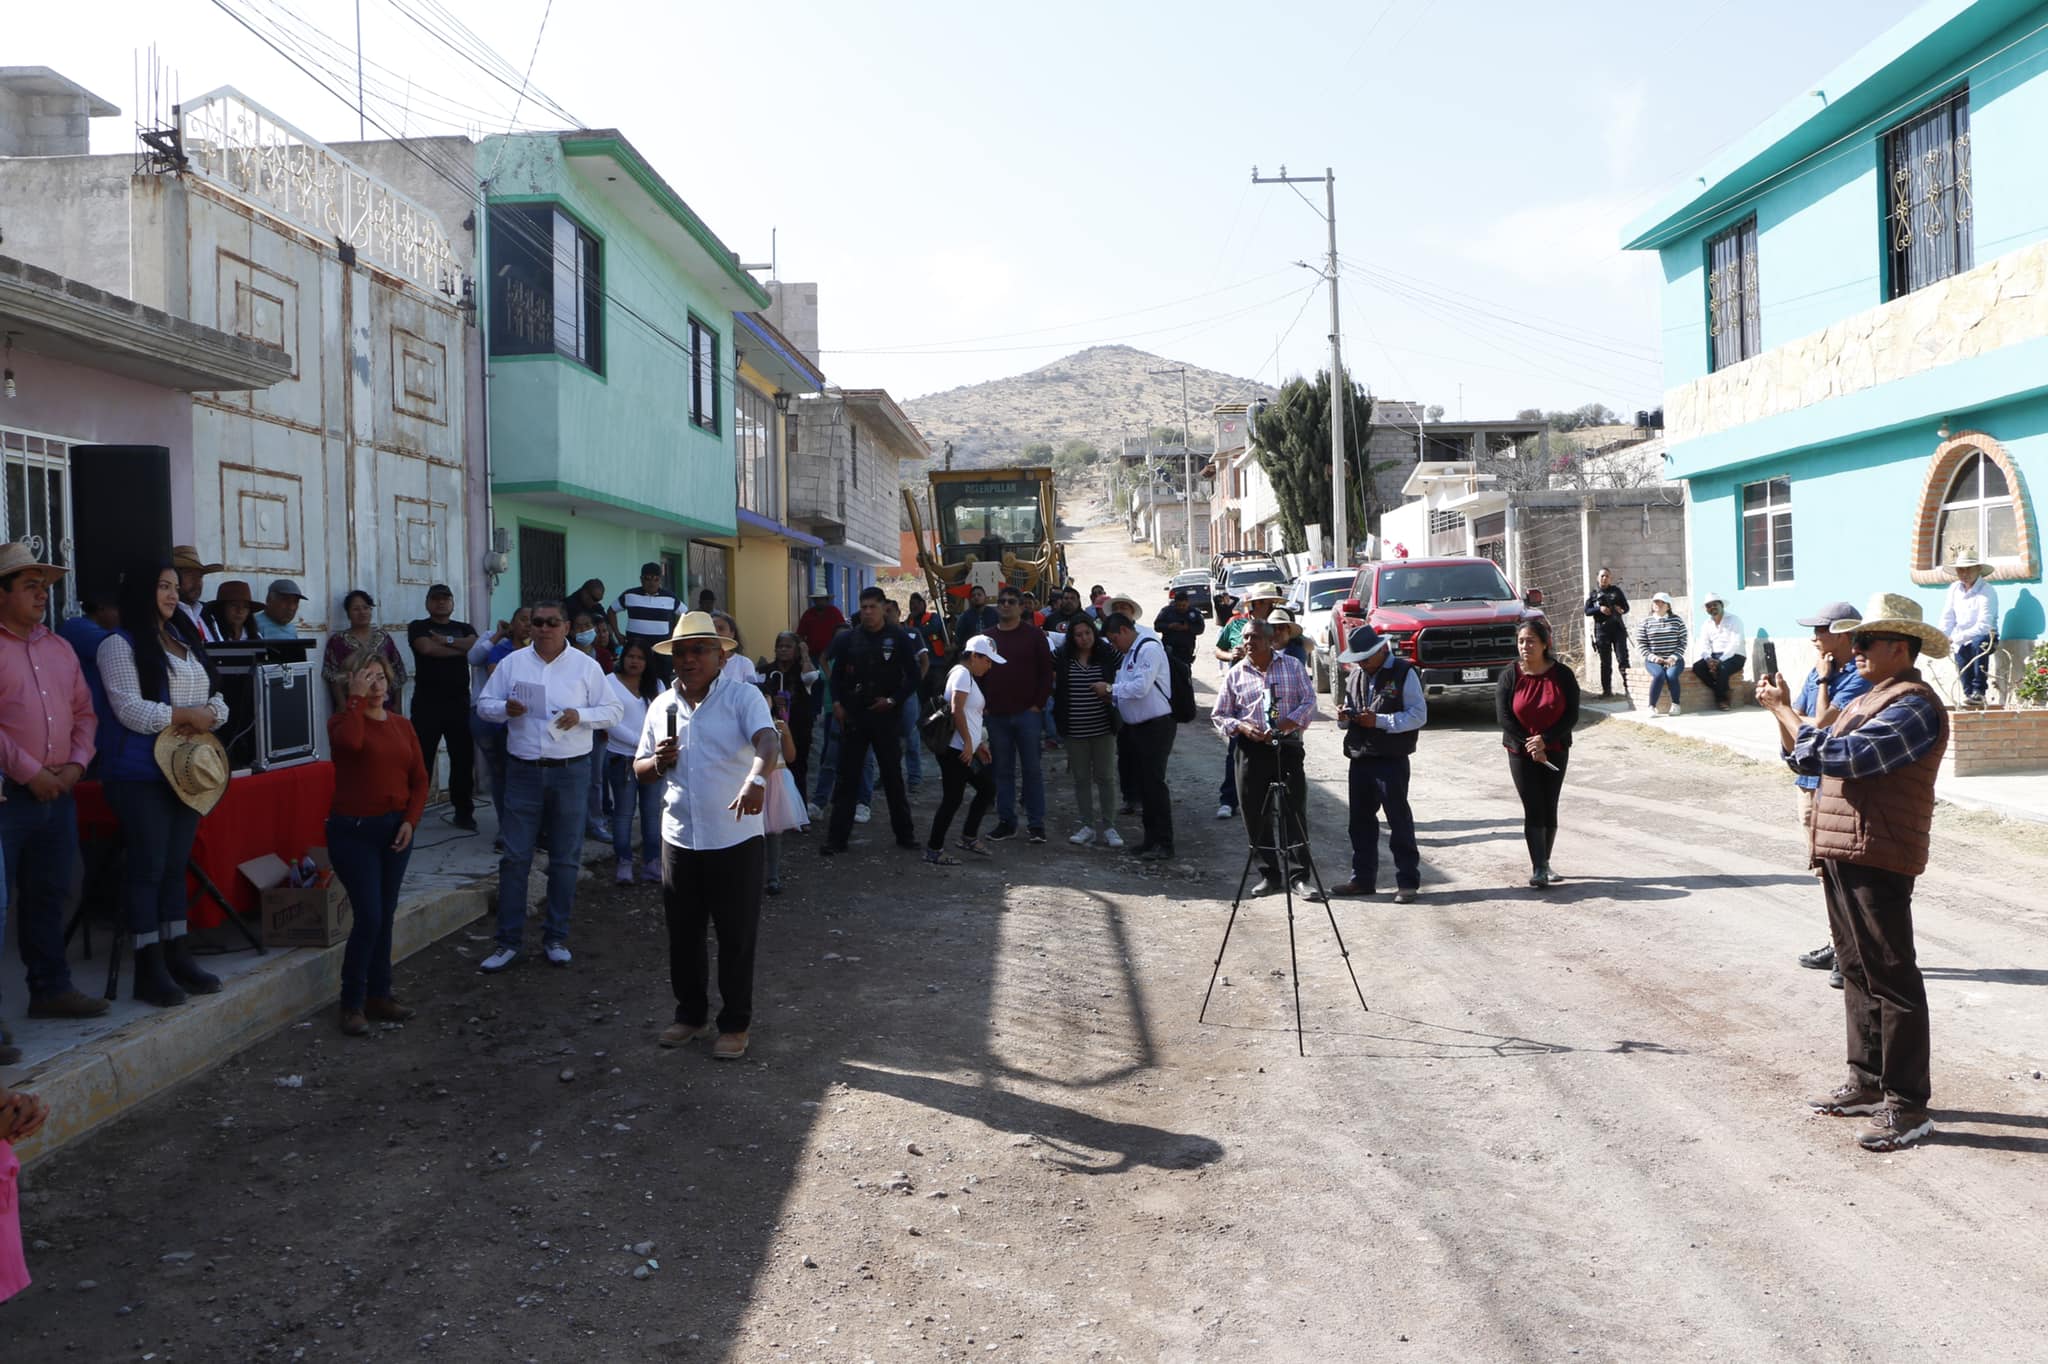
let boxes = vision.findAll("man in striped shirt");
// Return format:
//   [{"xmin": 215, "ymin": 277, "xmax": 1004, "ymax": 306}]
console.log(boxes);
[
  {"xmin": 616, "ymin": 565, "xmax": 679, "ymax": 682},
  {"xmin": 1212, "ymin": 619, "xmax": 1320, "ymax": 898}
]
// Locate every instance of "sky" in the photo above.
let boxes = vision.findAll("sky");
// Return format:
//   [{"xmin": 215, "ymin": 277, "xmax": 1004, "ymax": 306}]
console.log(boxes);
[{"xmin": 18, "ymin": 0, "xmax": 1926, "ymax": 423}]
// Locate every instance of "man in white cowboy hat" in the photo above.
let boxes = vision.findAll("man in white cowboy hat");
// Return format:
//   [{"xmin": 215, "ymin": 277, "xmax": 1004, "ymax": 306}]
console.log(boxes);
[
  {"xmin": 1756, "ymin": 591, "xmax": 1949, "ymax": 1153},
  {"xmin": 1329, "ymin": 624, "xmax": 1427, "ymax": 902},
  {"xmin": 1210, "ymin": 581, "xmax": 1284, "ymax": 820},
  {"xmin": 473, "ymin": 597, "xmax": 622, "ymax": 973},
  {"xmin": 1938, "ymin": 551, "xmax": 1999, "ymax": 706},
  {"xmin": 0, "ymin": 543, "xmax": 110, "ymax": 1049},
  {"xmin": 636, "ymin": 611, "xmax": 779, "ymax": 1060},
  {"xmin": 1690, "ymin": 590, "xmax": 1747, "ymax": 711},
  {"xmin": 170, "ymin": 545, "xmax": 225, "ymax": 644}
]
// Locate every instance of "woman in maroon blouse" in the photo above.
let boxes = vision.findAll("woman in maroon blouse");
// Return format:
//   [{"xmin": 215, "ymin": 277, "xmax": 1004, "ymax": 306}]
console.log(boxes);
[{"xmin": 1496, "ymin": 619, "xmax": 1580, "ymax": 887}]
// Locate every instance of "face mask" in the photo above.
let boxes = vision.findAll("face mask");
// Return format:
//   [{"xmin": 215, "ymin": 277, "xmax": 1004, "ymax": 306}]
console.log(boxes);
[{"xmin": 574, "ymin": 629, "xmax": 597, "ymax": 647}]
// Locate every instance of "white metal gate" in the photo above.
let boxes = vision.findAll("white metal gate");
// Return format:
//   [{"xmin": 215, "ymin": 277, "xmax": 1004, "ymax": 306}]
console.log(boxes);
[{"xmin": 0, "ymin": 425, "xmax": 76, "ymax": 620}]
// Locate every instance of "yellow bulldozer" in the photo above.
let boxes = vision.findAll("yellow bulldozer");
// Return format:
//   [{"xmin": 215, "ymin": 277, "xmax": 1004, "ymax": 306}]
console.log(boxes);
[{"xmin": 903, "ymin": 466, "xmax": 1069, "ymax": 621}]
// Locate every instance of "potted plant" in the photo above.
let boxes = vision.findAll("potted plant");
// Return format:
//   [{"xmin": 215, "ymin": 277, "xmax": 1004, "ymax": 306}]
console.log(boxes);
[{"xmin": 2015, "ymin": 640, "xmax": 2048, "ymax": 708}]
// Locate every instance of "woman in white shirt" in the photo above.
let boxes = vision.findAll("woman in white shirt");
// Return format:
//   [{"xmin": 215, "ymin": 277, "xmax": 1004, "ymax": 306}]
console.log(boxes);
[
  {"xmin": 923, "ymin": 635, "xmax": 1003, "ymax": 867},
  {"xmin": 98, "ymin": 560, "xmax": 231, "ymax": 1006},
  {"xmin": 712, "ymin": 611, "xmax": 762, "ymax": 687},
  {"xmin": 604, "ymin": 639, "xmax": 665, "ymax": 884}
]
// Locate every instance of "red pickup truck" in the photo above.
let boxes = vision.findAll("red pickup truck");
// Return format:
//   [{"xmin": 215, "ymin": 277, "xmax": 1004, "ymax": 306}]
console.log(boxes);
[{"xmin": 1332, "ymin": 556, "xmax": 1546, "ymax": 697}]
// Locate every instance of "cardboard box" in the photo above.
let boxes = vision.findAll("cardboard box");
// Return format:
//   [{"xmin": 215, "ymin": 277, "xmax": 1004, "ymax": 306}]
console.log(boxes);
[{"xmin": 239, "ymin": 849, "xmax": 353, "ymax": 949}]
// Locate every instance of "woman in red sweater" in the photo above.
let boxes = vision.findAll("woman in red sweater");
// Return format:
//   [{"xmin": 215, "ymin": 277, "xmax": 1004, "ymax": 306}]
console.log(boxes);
[
  {"xmin": 1495, "ymin": 618, "xmax": 1580, "ymax": 888},
  {"xmin": 328, "ymin": 653, "xmax": 429, "ymax": 1036}
]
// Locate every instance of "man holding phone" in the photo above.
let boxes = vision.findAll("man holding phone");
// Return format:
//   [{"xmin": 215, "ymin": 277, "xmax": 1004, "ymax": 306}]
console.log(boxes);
[{"xmin": 1329, "ymin": 626, "xmax": 1427, "ymax": 902}]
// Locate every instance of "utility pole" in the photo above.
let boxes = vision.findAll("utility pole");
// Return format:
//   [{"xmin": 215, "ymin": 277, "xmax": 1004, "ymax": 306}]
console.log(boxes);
[
  {"xmin": 1252, "ymin": 164, "xmax": 1347, "ymax": 564},
  {"xmin": 1148, "ymin": 364, "xmax": 1196, "ymax": 568}
]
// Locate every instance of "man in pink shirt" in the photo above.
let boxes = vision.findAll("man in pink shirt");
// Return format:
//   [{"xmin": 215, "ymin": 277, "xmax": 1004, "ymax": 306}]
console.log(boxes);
[{"xmin": 0, "ymin": 544, "xmax": 106, "ymax": 1042}]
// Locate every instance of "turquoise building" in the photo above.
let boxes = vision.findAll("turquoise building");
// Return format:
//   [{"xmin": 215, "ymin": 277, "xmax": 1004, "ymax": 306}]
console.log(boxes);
[
  {"xmin": 1623, "ymin": 0, "xmax": 2046, "ymax": 694},
  {"xmin": 479, "ymin": 130, "xmax": 771, "ymax": 619}
]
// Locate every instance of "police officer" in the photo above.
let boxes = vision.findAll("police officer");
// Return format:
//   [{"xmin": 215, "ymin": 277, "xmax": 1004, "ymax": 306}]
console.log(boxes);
[
  {"xmin": 821, "ymin": 586, "xmax": 921, "ymax": 854},
  {"xmin": 1329, "ymin": 626, "xmax": 1427, "ymax": 902},
  {"xmin": 1583, "ymin": 567, "xmax": 1631, "ymax": 698}
]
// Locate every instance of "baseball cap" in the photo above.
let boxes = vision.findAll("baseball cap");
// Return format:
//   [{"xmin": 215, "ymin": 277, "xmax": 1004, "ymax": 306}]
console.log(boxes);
[
  {"xmin": 1795, "ymin": 600, "xmax": 1862, "ymax": 629},
  {"xmin": 960, "ymin": 634, "xmax": 1007, "ymax": 665},
  {"xmin": 266, "ymin": 579, "xmax": 306, "ymax": 600},
  {"xmin": 427, "ymin": 583, "xmax": 454, "ymax": 598},
  {"xmin": 1650, "ymin": 591, "xmax": 1673, "ymax": 606}
]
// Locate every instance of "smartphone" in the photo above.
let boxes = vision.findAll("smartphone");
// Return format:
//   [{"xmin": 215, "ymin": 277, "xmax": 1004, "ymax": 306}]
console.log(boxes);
[
  {"xmin": 1758, "ymin": 639, "xmax": 1780, "ymax": 677},
  {"xmin": 666, "ymin": 706, "xmax": 678, "ymax": 741}
]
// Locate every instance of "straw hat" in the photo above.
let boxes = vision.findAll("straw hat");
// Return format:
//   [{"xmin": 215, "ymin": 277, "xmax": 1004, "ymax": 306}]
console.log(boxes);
[
  {"xmin": 1108, "ymin": 594, "xmax": 1142, "ymax": 617},
  {"xmin": 171, "ymin": 545, "xmax": 223, "ymax": 574},
  {"xmin": 0, "ymin": 542, "xmax": 62, "ymax": 580},
  {"xmin": 1830, "ymin": 591, "xmax": 1950, "ymax": 658},
  {"xmin": 1951, "ymin": 551, "xmax": 1996, "ymax": 577},
  {"xmin": 652, "ymin": 610, "xmax": 737, "ymax": 656},
  {"xmin": 1267, "ymin": 608, "xmax": 1299, "ymax": 631},
  {"xmin": 1242, "ymin": 582, "xmax": 1286, "ymax": 603},
  {"xmin": 154, "ymin": 730, "xmax": 231, "ymax": 815}
]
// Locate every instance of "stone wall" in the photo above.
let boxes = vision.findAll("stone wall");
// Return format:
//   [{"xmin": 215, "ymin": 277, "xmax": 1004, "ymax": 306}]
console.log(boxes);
[{"xmin": 1668, "ymin": 239, "xmax": 2048, "ymax": 446}]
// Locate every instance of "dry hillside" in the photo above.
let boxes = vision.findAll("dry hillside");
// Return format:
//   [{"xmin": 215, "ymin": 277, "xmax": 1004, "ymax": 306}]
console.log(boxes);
[{"xmin": 901, "ymin": 345, "xmax": 1276, "ymax": 471}]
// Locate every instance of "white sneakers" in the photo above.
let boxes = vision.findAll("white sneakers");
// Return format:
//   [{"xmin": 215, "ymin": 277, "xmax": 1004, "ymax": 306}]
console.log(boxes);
[
  {"xmin": 1215, "ymin": 804, "xmax": 1234, "ymax": 820},
  {"xmin": 1669, "ymin": 704, "xmax": 1682, "ymax": 716},
  {"xmin": 1069, "ymin": 827, "xmax": 1096, "ymax": 846},
  {"xmin": 853, "ymin": 804, "xmax": 873, "ymax": 825},
  {"xmin": 614, "ymin": 861, "xmax": 634, "ymax": 884},
  {"xmin": 478, "ymin": 947, "xmax": 517, "ymax": 974},
  {"xmin": 545, "ymin": 942, "xmax": 573, "ymax": 967},
  {"xmin": 1100, "ymin": 828, "xmax": 1125, "ymax": 849},
  {"xmin": 806, "ymin": 801, "xmax": 825, "ymax": 822}
]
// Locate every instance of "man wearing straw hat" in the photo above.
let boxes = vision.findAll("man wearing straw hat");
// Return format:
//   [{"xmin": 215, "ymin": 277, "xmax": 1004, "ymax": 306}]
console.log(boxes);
[
  {"xmin": 1938, "ymin": 551, "xmax": 1999, "ymax": 707},
  {"xmin": 1210, "ymin": 582, "xmax": 1284, "ymax": 820},
  {"xmin": 1756, "ymin": 591, "xmax": 1949, "ymax": 1153}
]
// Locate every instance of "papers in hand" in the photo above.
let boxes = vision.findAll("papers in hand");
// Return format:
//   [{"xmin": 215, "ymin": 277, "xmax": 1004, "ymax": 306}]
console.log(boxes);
[{"xmin": 513, "ymin": 680, "xmax": 550, "ymax": 717}]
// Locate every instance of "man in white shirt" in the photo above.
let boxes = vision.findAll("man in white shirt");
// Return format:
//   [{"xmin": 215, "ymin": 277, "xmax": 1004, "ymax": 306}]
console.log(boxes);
[
  {"xmin": 170, "ymin": 545, "xmax": 224, "ymax": 644},
  {"xmin": 637, "ymin": 612, "xmax": 778, "ymax": 1060},
  {"xmin": 474, "ymin": 600, "xmax": 622, "ymax": 972},
  {"xmin": 1690, "ymin": 590, "xmax": 1748, "ymax": 711},
  {"xmin": 1101, "ymin": 610, "xmax": 1176, "ymax": 861},
  {"xmin": 1938, "ymin": 553, "xmax": 1999, "ymax": 706}
]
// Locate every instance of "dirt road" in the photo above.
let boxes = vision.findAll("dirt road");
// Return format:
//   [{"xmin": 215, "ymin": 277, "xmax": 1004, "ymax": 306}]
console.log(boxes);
[{"xmin": 9, "ymin": 507, "xmax": 2048, "ymax": 1362}]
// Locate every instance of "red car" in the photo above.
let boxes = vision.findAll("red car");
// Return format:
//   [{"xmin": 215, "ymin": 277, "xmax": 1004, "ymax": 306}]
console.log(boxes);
[{"xmin": 1332, "ymin": 556, "xmax": 1546, "ymax": 697}]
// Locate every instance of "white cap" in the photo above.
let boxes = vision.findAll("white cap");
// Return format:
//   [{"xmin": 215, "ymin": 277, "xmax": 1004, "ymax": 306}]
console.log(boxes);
[
  {"xmin": 1651, "ymin": 591, "xmax": 1673, "ymax": 605},
  {"xmin": 961, "ymin": 634, "xmax": 1007, "ymax": 665}
]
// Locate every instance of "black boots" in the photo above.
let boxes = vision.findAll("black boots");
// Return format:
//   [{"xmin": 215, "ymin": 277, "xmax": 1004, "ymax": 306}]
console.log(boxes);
[
  {"xmin": 131, "ymin": 943, "xmax": 188, "ymax": 1008},
  {"xmin": 163, "ymin": 938, "xmax": 223, "ymax": 994}
]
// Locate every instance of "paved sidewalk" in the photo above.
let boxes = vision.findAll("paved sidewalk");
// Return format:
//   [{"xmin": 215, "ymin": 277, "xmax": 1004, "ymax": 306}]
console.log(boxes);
[
  {"xmin": 1591, "ymin": 697, "xmax": 2048, "ymax": 824},
  {"xmin": 1, "ymin": 801, "xmax": 612, "ymax": 1159}
]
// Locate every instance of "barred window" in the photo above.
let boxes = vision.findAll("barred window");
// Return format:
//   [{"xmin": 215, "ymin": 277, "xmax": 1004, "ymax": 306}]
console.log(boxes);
[
  {"xmin": 1885, "ymin": 88, "xmax": 1972, "ymax": 298},
  {"xmin": 1741, "ymin": 477, "xmax": 1794, "ymax": 587},
  {"xmin": 1707, "ymin": 216, "xmax": 1760, "ymax": 371}
]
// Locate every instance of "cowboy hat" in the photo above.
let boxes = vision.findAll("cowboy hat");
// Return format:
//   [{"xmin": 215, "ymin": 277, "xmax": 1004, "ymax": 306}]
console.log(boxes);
[
  {"xmin": 1339, "ymin": 625, "xmax": 1390, "ymax": 663},
  {"xmin": 0, "ymin": 542, "xmax": 62, "ymax": 580},
  {"xmin": 1830, "ymin": 591, "xmax": 1950, "ymax": 658},
  {"xmin": 154, "ymin": 729, "xmax": 231, "ymax": 815},
  {"xmin": 212, "ymin": 579, "xmax": 256, "ymax": 608},
  {"xmin": 1701, "ymin": 589, "xmax": 1726, "ymax": 607},
  {"xmin": 1108, "ymin": 593, "xmax": 1142, "ymax": 616},
  {"xmin": 171, "ymin": 545, "xmax": 223, "ymax": 574},
  {"xmin": 1241, "ymin": 582, "xmax": 1286, "ymax": 602},
  {"xmin": 652, "ymin": 610, "xmax": 737, "ymax": 656},
  {"xmin": 1267, "ymin": 608, "xmax": 1299, "ymax": 629},
  {"xmin": 1950, "ymin": 551, "xmax": 1996, "ymax": 576}
]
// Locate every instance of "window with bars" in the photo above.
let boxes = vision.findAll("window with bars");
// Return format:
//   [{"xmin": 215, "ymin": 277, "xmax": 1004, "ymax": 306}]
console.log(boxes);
[
  {"xmin": 518, "ymin": 525, "xmax": 567, "ymax": 606},
  {"xmin": 1885, "ymin": 88, "xmax": 1972, "ymax": 298},
  {"xmin": 1707, "ymin": 216, "xmax": 1760, "ymax": 371},
  {"xmin": 489, "ymin": 204, "xmax": 603, "ymax": 372},
  {"xmin": 1741, "ymin": 477, "xmax": 1794, "ymax": 587},
  {"xmin": 0, "ymin": 427, "xmax": 75, "ymax": 621},
  {"xmin": 688, "ymin": 317, "xmax": 719, "ymax": 433}
]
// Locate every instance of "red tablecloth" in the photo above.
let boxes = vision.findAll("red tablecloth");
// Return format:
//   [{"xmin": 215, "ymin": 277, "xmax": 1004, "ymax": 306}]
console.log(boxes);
[{"xmin": 75, "ymin": 763, "xmax": 338, "ymax": 929}]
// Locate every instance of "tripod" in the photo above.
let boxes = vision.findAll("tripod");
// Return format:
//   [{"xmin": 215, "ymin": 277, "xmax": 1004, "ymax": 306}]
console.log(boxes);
[{"xmin": 1199, "ymin": 773, "xmax": 1370, "ymax": 1055}]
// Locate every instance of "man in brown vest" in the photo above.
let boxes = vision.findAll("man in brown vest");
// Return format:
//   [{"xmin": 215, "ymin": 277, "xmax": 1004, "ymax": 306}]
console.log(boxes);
[{"xmin": 1757, "ymin": 591, "xmax": 1949, "ymax": 1153}]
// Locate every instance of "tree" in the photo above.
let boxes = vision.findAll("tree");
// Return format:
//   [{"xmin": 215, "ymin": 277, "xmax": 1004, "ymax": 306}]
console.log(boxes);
[
  {"xmin": 1426, "ymin": 404, "xmax": 1446, "ymax": 421},
  {"xmin": 1021, "ymin": 441, "xmax": 1054, "ymax": 464},
  {"xmin": 1515, "ymin": 407, "xmax": 1544, "ymax": 423},
  {"xmin": 1250, "ymin": 371, "xmax": 1390, "ymax": 556},
  {"xmin": 1150, "ymin": 425, "xmax": 1186, "ymax": 447}
]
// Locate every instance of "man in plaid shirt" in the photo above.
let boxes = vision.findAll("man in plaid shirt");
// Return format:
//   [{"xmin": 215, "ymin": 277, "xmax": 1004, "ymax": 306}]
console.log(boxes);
[{"xmin": 1212, "ymin": 619, "xmax": 1319, "ymax": 898}]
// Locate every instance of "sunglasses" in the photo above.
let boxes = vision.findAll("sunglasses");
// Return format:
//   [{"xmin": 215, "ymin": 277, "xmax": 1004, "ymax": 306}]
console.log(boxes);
[
  {"xmin": 1849, "ymin": 631, "xmax": 1911, "ymax": 651},
  {"xmin": 531, "ymin": 616, "xmax": 565, "ymax": 627}
]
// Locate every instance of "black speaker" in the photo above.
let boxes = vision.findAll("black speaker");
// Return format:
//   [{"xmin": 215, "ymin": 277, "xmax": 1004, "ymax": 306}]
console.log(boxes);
[{"xmin": 69, "ymin": 445, "xmax": 172, "ymax": 598}]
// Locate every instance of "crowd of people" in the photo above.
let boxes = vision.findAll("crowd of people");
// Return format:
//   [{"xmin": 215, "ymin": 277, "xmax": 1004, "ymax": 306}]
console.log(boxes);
[{"xmin": 0, "ymin": 547, "xmax": 1988, "ymax": 1291}]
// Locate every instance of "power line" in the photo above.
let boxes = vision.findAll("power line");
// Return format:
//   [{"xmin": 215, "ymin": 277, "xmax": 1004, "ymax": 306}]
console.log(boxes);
[
  {"xmin": 820, "ymin": 283, "xmax": 1316, "ymax": 357},
  {"xmin": 1342, "ymin": 264, "xmax": 1664, "ymax": 378}
]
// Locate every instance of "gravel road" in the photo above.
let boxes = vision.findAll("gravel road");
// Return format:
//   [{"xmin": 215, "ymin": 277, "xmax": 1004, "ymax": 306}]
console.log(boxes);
[{"xmin": 7, "ymin": 506, "xmax": 2047, "ymax": 1362}]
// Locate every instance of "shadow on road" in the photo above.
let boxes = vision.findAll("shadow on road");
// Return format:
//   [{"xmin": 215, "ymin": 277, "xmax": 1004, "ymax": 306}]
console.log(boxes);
[
  {"xmin": 1929, "ymin": 1109, "xmax": 2048, "ymax": 1153},
  {"xmin": 1922, "ymin": 966, "xmax": 2048, "ymax": 987},
  {"xmin": 1199, "ymin": 1009, "xmax": 1688, "ymax": 1063},
  {"xmin": 1529, "ymin": 872, "xmax": 1815, "ymax": 904},
  {"xmin": 838, "ymin": 1062, "xmax": 1223, "ymax": 1175}
]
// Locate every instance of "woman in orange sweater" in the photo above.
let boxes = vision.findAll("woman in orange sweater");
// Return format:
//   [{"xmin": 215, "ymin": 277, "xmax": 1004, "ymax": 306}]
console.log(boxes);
[{"xmin": 327, "ymin": 653, "xmax": 429, "ymax": 1036}]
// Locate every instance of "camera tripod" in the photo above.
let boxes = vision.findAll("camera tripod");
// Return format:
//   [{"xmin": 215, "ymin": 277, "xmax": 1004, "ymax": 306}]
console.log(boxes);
[{"xmin": 1199, "ymin": 774, "xmax": 1370, "ymax": 1055}]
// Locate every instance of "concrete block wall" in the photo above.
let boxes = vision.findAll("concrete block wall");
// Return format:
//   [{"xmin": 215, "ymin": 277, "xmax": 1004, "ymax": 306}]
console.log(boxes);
[{"xmin": 1516, "ymin": 505, "xmax": 1587, "ymax": 661}]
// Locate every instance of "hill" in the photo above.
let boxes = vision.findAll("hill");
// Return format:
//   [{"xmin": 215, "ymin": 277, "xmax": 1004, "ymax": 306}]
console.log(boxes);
[{"xmin": 901, "ymin": 345, "xmax": 1276, "ymax": 471}]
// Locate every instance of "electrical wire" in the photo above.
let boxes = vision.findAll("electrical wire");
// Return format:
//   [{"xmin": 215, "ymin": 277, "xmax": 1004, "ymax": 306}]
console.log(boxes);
[
  {"xmin": 821, "ymin": 282, "xmax": 1318, "ymax": 357},
  {"xmin": 1343, "ymin": 265, "xmax": 1664, "ymax": 381},
  {"xmin": 1340, "ymin": 258, "xmax": 1662, "ymax": 357}
]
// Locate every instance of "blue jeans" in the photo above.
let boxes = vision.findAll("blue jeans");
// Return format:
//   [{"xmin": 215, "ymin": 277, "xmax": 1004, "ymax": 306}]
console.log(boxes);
[
  {"xmin": 1041, "ymin": 694, "xmax": 1059, "ymax": 744},
  {"xmin": 587, "ymin": 731, "xmax": 610, "ymax": 835},
  {"xmin": 898, "ymin": 700, "xmax": 923, "ymax": 788},
  {"xmin": 1955, "ymin": 635, "xmax": 1992, "ymax": 700},
  {"xmin": 606, "ymin": 752, "xmax": 662, "ymax": 863},
  {"xmin": 811, "ymin": 711, "xmax": 875, "ymax": 808},
  {"xmin": 471, "ymin": 713, "xmax": 508, "ymax": 826},
  {"xmin": 1647, "ymin": 660, "xmax": 1684, "ymax": 709},
  {"xmin": 103, "ymin": 778, "xmax": 200, "ymax": 946},
  {"xmin": 1, "ymin": 786, "xmax": 79, "ymax": 1002},
  {"xmin": 495, "ymin": 755, "xmax": 590, "ymax": 952},
  {"xmin": 985, "ymin": 711, "xmax": 1046, "ymax": 829},
  {"xmin": 328, "ymin": 810, "xmax": 414, "ymax": 1009}
]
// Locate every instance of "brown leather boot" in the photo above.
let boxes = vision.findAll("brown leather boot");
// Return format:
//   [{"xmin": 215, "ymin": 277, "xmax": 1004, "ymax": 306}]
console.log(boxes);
[
  {"xmin": 364, "ymin": 997, "xmax": 416, "ymax": 1023},
  {"xmin": 338, "ymin": 1005, "xmax": 369, "ymax": 1037}
]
